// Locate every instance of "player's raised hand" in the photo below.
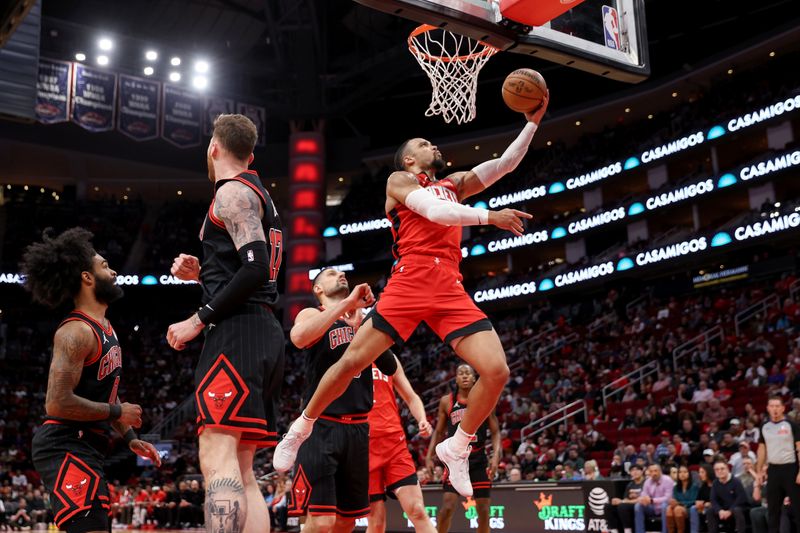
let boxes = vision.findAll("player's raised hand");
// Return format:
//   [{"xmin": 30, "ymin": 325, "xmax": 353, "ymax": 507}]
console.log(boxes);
[
  {"xmin": 346, "ymin": 283, "xmax": 375, "ymax": 310},
  {"xmin": 525, "ymin": 89, "xmax": 549, "ymax": 126},
  {"xmin": 171, "ymin": 253, "xmax": 200, "ymax": 281},
  {"xmin": 489, "ymin": 208, "xmax": 533, "ymax": 236}
]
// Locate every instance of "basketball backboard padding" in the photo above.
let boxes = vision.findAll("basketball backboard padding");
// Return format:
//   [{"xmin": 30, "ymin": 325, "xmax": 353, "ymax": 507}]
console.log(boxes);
[{"xmin": 500, "ymin": 0, "xmax": 588, "ymax": 28}]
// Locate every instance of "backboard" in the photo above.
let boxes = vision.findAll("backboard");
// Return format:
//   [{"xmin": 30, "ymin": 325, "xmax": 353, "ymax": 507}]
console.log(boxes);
[{"xmin": 354, "ymin": 0, "xmax": 649, "ymax": 82}]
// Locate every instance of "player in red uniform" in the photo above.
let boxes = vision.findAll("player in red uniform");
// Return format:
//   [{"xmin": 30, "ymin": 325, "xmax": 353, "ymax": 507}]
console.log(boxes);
[
  {"xmin": 368, "ymin": 358, "xmax": 435, "ymax": 533},
  {"xmin": 275, "ymin": 94, "xmax": 549, "ymax": 497}
]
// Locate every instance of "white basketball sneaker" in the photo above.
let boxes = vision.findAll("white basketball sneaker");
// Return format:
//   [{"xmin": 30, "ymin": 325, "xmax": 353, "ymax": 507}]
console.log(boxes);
[
  {"xmin": 272, "ymin": 419, "xmax": 312, "ymax": 473},
  {"xmin": 436, "ymin": 437, "xmax": 473, "ymax": 497}
]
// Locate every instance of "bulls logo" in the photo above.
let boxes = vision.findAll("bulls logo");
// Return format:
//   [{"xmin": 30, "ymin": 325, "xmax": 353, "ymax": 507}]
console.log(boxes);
[
  {"xmin": 207, "ymin": 390, "xmax": 233, "ymax": 408},
  {"xmin": 288, "ymin": 465, "xmax": 312, "ymax": 515},
  {"xmin": 65, "ymin": 478, "xmax": 88, "ymax": 496},
  {"xmin": 53, "ymin": 453, "xmax": 100, "ymax": 525}
]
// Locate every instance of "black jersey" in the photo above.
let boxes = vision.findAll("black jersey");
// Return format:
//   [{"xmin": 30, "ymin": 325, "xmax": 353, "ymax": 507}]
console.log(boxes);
[
  {"xmin": 446, "ymin": 392, "xmax": 489, "ymax": 458},
  {"xmin": 302, "ymin": 316, "xmax": 373, "ymax": 418},
  {"xmin": 45, "ymin": 311, "xmax": 122, "ymax": 433},
  {"xmin": 199, "ymin": 170, "xmax": 283, "ymax": 310}
]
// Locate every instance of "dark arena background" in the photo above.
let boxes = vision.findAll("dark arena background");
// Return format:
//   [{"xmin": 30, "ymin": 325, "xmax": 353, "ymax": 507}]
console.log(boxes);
[{"xmin": 1, "ymin": 1, "xmax": 800, "ymax": 532}]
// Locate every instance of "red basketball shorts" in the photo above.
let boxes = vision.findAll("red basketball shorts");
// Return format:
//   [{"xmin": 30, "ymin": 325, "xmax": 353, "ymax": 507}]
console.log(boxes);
[
  {"xmin": 369, "ymin": 432, "xmax": 418, "ymax": 501},
  {"xmin": 369, "ymin": 254, "xmax": 492, "ymax": 345}
]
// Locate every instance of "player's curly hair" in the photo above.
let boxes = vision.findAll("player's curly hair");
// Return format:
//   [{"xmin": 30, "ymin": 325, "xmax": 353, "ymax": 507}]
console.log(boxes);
[{"xmin": 20, "ymin": 227, "xmax": 96, "ymax": 308}]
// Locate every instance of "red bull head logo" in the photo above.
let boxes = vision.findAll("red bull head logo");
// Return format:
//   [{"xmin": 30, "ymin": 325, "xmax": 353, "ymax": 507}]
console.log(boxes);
[{"xmin": 207, "ymin": 390, "xmax": 233, "ymax": 408}]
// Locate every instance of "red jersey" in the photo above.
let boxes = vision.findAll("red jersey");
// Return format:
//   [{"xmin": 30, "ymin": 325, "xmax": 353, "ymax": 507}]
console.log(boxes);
[
  {"xmin": 388, "ymin": 173, "xmax": 462, "ymax": 264},
  {"xmin": 369, "ymin": 365, "xmax": 404, "ymax": 438}
]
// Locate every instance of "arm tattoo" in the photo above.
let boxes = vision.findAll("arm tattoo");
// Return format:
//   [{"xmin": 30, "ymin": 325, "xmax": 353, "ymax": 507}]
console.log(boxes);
[
  {"xmin": 214, "ymin": 182, "xmax": 266, "ymax": 249},
  {"xmin": 45, "ymin": 322, "xmax": 112, "ymax": 421}
]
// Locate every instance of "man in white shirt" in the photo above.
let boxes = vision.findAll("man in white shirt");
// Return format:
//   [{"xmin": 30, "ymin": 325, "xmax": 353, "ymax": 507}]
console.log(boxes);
[
  {"xmin": 730, "ymin": 441, "xmax": 757, "ymax": 477},
  {"xmin": 692, "ymin": 381, "xmax": 714, "ymax": 403}
]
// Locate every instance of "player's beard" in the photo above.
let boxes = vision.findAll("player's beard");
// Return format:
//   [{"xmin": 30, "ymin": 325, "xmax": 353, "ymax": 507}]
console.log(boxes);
[
  {"xmin": 431, "ymin": 157, "xmax": 446, "ymax": 172},
  {"xmin": 94, "ymin": 275, "xmax": 124, "ymax": 304},
  {"xmin": 207, "ymin": 152, "xmax": 216, "ymax": 183}
]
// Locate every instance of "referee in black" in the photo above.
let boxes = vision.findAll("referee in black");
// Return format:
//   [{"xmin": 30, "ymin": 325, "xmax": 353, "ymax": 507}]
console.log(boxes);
[{"xmin": 756, "ymin": 394, "xmax": 800, "ymax": 533}]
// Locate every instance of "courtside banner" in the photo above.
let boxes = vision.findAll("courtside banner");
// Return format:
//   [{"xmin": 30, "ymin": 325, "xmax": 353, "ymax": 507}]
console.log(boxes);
[
  {"xmin": 117, "ymin": 75, "xmax": 160, "ymax": 141},
  {"xmin": 161, "ymin": 84, "xmax": 203, "ymax": 148},
  {"xmin": 71, "ymin": 64, "xmax": 116, "ymax": 132},
  {"xmin": 35, "ymin": 59, "xmax": 72, "ymax": 124},
  {"xmin": 204, "ymin": 97, "xmax": 234, "ymax": 136},
  {"xmin": 237, "ymin": 102, "xmax": 266, "ymax": 147}
]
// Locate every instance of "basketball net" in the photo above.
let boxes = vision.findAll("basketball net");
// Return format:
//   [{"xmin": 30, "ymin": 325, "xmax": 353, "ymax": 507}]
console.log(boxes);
[{"xmin": 408, "ymin": 25, "xmax": 499, "ymax": 124}]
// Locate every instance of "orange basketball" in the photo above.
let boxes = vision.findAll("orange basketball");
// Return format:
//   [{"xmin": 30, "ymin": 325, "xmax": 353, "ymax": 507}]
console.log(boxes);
[{"xmin": 502, "ymin": 69, "xmax": 547, "ymax": 113}]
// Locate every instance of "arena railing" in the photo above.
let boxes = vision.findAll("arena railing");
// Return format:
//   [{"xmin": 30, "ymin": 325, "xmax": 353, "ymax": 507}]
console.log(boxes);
[
  {"xmin": 520, "ymin": 400, "xmax": 587, "ymax": 441},
  {"xmin": 734, "ymin": 293, "xmax": 781, "ymax": 337},
  {"xmin": 672, "ymin": 325, "xmax": 724, "ymax": 371},
  {"xmin": 601, "ymin": 361, "xmax": 659, "ymax": 407}
]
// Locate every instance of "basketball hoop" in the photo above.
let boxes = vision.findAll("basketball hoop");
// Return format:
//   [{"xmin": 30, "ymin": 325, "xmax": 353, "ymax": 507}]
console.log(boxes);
[{"xmin": 407, "ymin": 24, "xmax": 499, "ymax": 124}]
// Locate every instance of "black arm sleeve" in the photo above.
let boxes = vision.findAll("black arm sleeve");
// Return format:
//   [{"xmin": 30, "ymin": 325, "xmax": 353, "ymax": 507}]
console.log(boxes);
[
  {"xmin": 197, "ymin": 241, "xmax": 268, "ymax": 325},
  {"xmin": 374, "ymin": 350, "xmax": 398, "ymax": 376}
]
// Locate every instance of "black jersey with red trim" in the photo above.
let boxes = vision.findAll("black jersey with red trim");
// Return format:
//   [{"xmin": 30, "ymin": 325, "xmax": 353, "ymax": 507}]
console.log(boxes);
[
  {"xmin": 45, "ymin": 311, "xmax": 122, "ymax": 433},
  {"xmin": 302, "ymin": 316, "xmax": 373, "ymax": 418},
  {"xmin": 199, "ymin": 170, "xmax": 283, "ymax": 309},
  {"xmin": 446, "ymin": 392, "xmax": 488, "ymax": 457}
]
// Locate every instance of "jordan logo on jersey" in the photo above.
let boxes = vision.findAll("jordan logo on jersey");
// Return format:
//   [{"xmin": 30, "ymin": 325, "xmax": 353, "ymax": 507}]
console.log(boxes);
[
  {"xmin": 329, "ymin": 326, "xmax": 355, "ymax": 350},
  {"xmin": 97, "ymin": 346, "xmax": 122, "ymax": 381}
]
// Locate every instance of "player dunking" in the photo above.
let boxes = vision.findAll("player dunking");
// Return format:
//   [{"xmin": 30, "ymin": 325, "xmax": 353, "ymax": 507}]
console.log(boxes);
[
  {"xmin": 287, "ymin": 268, "xmax": 397, "ymax": 531},
  {"xmin": 166, "ymin": 114, "xmax": 285, "ymax": 533},
  {"xmin": 274, "ymin": 95, "xmax": 549, "ymax": 497},
  {"xmin": 21, "ymin": 228, "xmax": 161, "ymax": 533},
  {"xmin": 367, "ymin": 357, "xmax": 436, "ymax": 533},
  {"xmin": 427, "ymin": 365, "xmax": 500, "ymax": 533}
]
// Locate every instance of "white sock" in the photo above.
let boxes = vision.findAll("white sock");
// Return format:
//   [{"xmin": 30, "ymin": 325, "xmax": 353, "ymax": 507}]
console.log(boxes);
[
  {"xmin": 449, "ymin": 425, "xmax": 475, "ymax": 452},
  {"xmin": 294, "ymin": 410, "xmax": 317, "ymax": 433}
]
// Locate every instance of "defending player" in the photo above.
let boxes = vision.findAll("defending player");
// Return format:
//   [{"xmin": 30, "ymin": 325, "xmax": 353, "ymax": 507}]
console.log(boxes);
[
  {"xmin": 287, "ymin": 267, "xmax": 397, "ymax": 531},
  {"xmin": 274, "ymin": 94, "xmax": 549, "ymax": 497},
  {"xmin": 167, "ymin": 114, "xmax": 285, "ymax": 533},
  {"xmin": 22, "ymin": 228, "xmax": 161, "ymax": 533},
  {"xmin": 367, "ymin": 358, "xmax": 436, "ymax": 533},
  {"xmin": 426, "ymin": 365, "xmax": 500, "ymax": 533}
]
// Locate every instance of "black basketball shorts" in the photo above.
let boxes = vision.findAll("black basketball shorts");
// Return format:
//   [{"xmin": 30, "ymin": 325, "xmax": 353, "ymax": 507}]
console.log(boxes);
[
  {"xmin": 195, "ymin": 303, "xmax": 285, "ymax": 447},
  {"xmin": 32, "ymin": 423, "xmax": 111, "ymax": 533},
  {"xmin": 443, "ymin": 454, "xmax": 492, "ymax": 499},
  {"xmin": 287, "ymin": 418, "xmax": 370, "ymax": 519}
]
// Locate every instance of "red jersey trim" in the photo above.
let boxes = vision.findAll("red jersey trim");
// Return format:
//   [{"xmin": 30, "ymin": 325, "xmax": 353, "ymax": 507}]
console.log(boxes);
[
  {"xmin": 218, "ymin": 176, "xmax": 267, "ymax": 208},
  {"xmin": 208, "ymin": 200, "xmax": 226, "ymax": 229},
  {"xmin": 71, "ymin": 310, "xmax": 114, "ymax": 336}
]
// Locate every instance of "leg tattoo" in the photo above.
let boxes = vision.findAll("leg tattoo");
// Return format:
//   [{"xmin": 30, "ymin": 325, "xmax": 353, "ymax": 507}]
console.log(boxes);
[{"xmin": 206, "ymin": 476, "xmax": 246, "ymax": 533}]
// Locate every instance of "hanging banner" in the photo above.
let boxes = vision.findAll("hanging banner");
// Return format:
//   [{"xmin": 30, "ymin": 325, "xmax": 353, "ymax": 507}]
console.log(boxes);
[
  {"xmin": 35, "ymin": 59, "xmax": 72, "ymax": 124},
  {"xmin": 237, "ymin": 102, "xmax": 266, "ymax": 146},
  {"xmin": 204, "ymin": 97, "xmax": 235, "ymax": 136},
  {"xmin": 117, "ymin": 75, "xmax": 160, "ymax": 141},
  {"xmin": 161, "ymin": 85, "xmax": 203, "ymax": 148},
  {"xmin": 71, "ymin": 64, "xmax": 117, "ymax": 132}
]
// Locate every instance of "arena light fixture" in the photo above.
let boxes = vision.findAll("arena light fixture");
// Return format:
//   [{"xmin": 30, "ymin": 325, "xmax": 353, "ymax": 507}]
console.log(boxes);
[
  {"xmin": 575, "ymin": 120, "xmax": 581, "ymax": 126},
  {"xmin": 97, "ymin": 55, "xmax": 109, "ymax": 66},
  {"xmin": 75, "ymin": 52, "xmax": 86, "ymax": 61},
  {"xmin": 727, "ymin": 69, "xmax": 733, "ymax": 75},
  {"xmin": 624, "ymin": 107, "xmax": 630, "ymax": 113},
  {"xmin": 195, "ymin": 60, "xmax": 209, "ymax": 73},
  {"xmin": 145, "ymin": 50, "xmax": 158, "ymax": 61},
  {"xmin": 769, "ymin": 51, "xmax": 775, "ymax": 57},
  {"xmin": 169, "ymin": 72, "xmax": 181, "ymax": 82},
  {"xmin": 98, "ymin": 37, "xmax": 113, "ymax": 51},
  {"xmin": 143, "ymin": 66, "xmax": 154, "ymax": 76},
  {"xmin": 171, "ymin": 56, "xmax": 181, "ymax": 66},
  {"xmin": 191, "ymin": 75, "xmax": 208, "ymax": 90}
]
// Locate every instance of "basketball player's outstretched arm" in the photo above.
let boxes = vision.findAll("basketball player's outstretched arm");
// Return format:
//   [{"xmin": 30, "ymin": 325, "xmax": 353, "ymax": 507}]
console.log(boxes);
[
  {"xmin": 290, "ymin": 285, "xmax": 375, "ymax": 349},
  {"xmin": 46, "ymin": 321, "xmax": 142, "ymax": 426},
  {"xmin": 425, "ymin": 395, "xmax": 450, "ymax": 475},
  {"xmin": 392, "ymin": 356, "xmax": 432, "ymax": 437},
  {"xmin": 388, "ymin": 172, "xmax": 532, "ymax": 236},
  {"xmin": 448, "ymin": 90, "xmax": 549, "ymax": 201},
  {"xmin": 167, "ymin": 181, "xmax": 268, "ymax": 350}
]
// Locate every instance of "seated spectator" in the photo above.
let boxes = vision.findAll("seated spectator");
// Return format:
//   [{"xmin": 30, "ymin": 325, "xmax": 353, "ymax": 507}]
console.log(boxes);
[
  {"xmin": 730, "ymin": 441, "xmax": 756, "ymax": 477},
  {"xmin": 692, "ymin": 381, "xmax": 714, "ymax": 404},
  {"xmin": 743, "ymin": 418, "xmax": 761, "ymax": 443},
  {"xmin": 702, "ymin": 399, "xmax": 727, "ymax": 426},
  {"xmin": 665, "ymin": 465, "xmax": 698, "ymax": 533},
  {"xmin": 584, "ymin": 460, "xmax": 603, "ymax": 481},
  {"xmin": 707, "ymin": 460, "xmax": 748, "ymax": 533},
  {"xmin": 508, "ymin": 467, "xmax": 522, "ymax": 482},
  {"xmin": 8, "ymin": 498, "xmax": 31, "ymax": 531},
  {"xmin": 750, "ymin": 476, "xmax": 793, "ymax": 533},
  {"xmin": 655, "ymin": 432, "xmax": 672, "ymax": 462},
  {"xmin": 605, "ymin": 464, "xmax": 645, "ymax": 533},
  {"xmin": 719, "ymin": 432, "xmax": 739, "ymax": 454},
  {"xmin": 678, "ymin": 419, "xmax": 700, "ymax": 445},
  {"xmin": 714, "ymin": 380, "xmax": 733, "ymax": 402},
  {"xmin": 691, "ymin": 465, "xmax": 714, "ymax": 533},
  {"xmin": 635, "ymin": 464, "xmax": 675, "ymax": 533}
]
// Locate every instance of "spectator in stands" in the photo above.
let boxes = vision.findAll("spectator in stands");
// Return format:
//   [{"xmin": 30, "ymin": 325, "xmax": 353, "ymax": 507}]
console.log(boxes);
[
  {"xmin": 508, "ymin": 468, "xmax": 522, "ymax": 482},
  {"xmin": 730, "ymin": 441, "xmax": 757, "ymax": 477},
  {"xmin": 750, "ymin": 475, "xmax": 792, "ymax": 533},
  {"xmin": 707, "ymin": 460, "xmax": 747, "ymax": 533},
  {"xmin": 746, "ymin": 360, "xmax": 768, "ymax": 386},
  {"xmin": 8, "ymin": 498, "xmax": 31, "ymax": 530},
  {"xmin": 719, "ymin": 432, "xmax": 739, "ymax": 454},
  {"xmin": 703, "ymin": 400, "xmax": 727, "ymax": 426},
  {"xmin": 634, "ymin": 464, "xmax": 675, "ymax": 533},
  {"xmin": 692, "ymin": 381, "xmax": 714, "ymax": 404},
  {"xmin": 743, "ymin": 418, "xmax": 761, "ymax": 443},
  {"xmin": 605, "ymin": 464, "xmax": 645, "ymax": 533},
  {"xmin": 691, "ymin": 465, "xmax": 714, "ymax": 533},
  {"xmin": 584, "ymin": 460, "xmax": 602, "ymax": 481},
  {"xmin": 656, "ymin": 432, "xmax": 672, "ymax": 462},
  {"xmin": 665, "ymin": 465, "xmax": 697, "ymax": 533},
  {"xmin": 271, "ymin": 479, "xmax": 288, "ymax": 532},
  {"xmin": 27, "ymin": 489, "xmax": 46, "ymax": 525},
  {"xmin": 678, "ymin": 419, "xmax": 700, "ymax": 445}
]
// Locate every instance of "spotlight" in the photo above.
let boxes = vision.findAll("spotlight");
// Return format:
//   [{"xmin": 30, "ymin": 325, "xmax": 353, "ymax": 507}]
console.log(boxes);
[
  {"xmin": 191, "ymin": 75, "xmax": 208, "ymax": 90},
  {"xmin": 624, "ymin": 107, "xmax": 630, "ymax": 113},
  {"xmin": 195, "ymin": 60, "xmax": 209, "ymax": 73},
  {"xmin": 546, "ymin": 141, "xmax": 552, "ymax": 146},
  {"xmin": 143, "ymin": 66, "xmax": 154, "ymax": 76},
  {"xmin": 727, "ymin": 69, "xmax": 733, "ymax": 75},
  {"xmin": 98, "ymin": 37, "xmax": 113, "ymax": 51},
  {"xmin": 97, "ymin": 55, "xmax": 109, "ymax": 66},
  {"xmin": 338, "ymin": 177, "xmax": 344, "ymax": 182},
  {"xmin": 145, "ymin": 50, "xmax": 158, "ymax": 61},
  {"xmin": 169, "ymin": 72, "xmax": 181, "ymax": 82},
  {"xmin": 177, "ymin": 190, "xmax": 183, "ymax": 196},
  {"xmin": 170, "ymin": 56, "xmax": 181, "ymax": 66},
  {"xmin": 474, "ymin": 145, "xmax": 480, "ymax": 150},
  {"xmin": 671, "ymin": 92, "xmax": 678, "ymax": 97},
  {"xmin": 575, "ymin": 120, "xmax": 581, "ymax": 126},
  {"xmin": 75, "ymin": 52, "xmax": 86, "ymax": 61},
  {"xmin": 769, "ymin": 51, "xmax": 775, "ymax": 57},
  {"xmin": 647, "ymin": 114, "xmax": 653, "ymax": 119}
]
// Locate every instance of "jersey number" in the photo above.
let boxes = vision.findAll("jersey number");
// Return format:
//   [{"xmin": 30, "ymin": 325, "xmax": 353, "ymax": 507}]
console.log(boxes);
[{"xmin": 268, "ymin": 229, "xmax": 283, "ymax": 282}]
